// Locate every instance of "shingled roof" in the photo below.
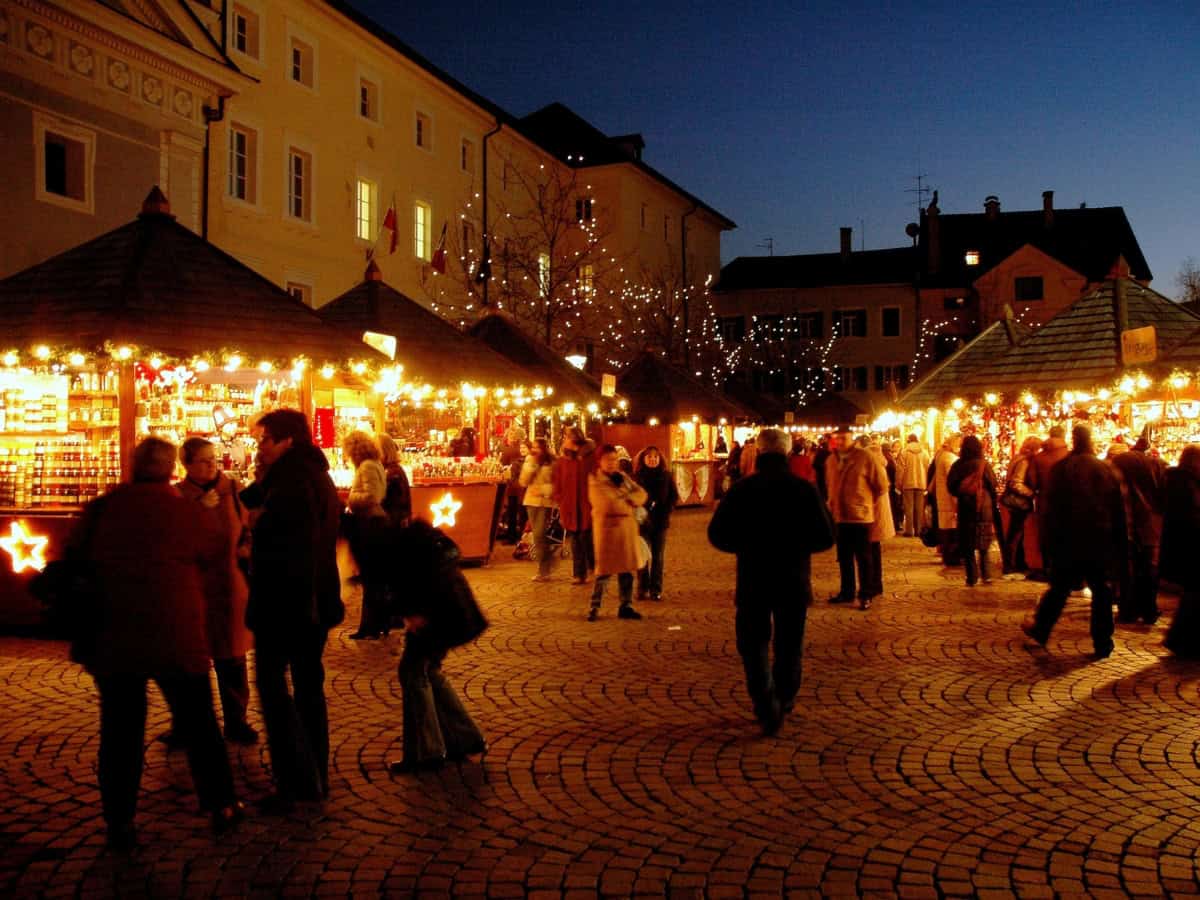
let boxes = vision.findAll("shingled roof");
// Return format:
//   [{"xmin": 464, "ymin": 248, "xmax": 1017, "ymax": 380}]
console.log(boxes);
[
  {"xmin": 0, "ymin": 188, "xmax": 378, "ymax": 364},
  {"xmin": 960, "ymin": 278, "xmax": 1200, "ymax": 395},
  {"xmin": 317, "ymin": 266, "xmax": 530, "ymax": 387},
  {"xmin": 467, "ymin": 312, "xmax": 606, "ymax": 404},
  {"xmin": 900, "ymin": 319, "xmax": 1032, "ymax": 408},
  {"xmin": 616, "ymin": 351, "xmax": 751, "ymax": 424},
  {"xmin": 716, "ymin": 247, "xmax": 917, "ymax": 292},
  {"xmin": 794, "ymin": 391, "xmax": 865, "ymax": 427}
]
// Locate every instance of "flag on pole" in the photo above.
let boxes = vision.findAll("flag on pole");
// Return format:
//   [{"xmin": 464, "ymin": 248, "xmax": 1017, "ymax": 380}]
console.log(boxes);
[
  {"xmin": 430, "ymin": 222, "xmax": 448, "ymax": 274},
  {"xmin": 381, "ymin": 205, "xmax": 398, "ymax": 255}
]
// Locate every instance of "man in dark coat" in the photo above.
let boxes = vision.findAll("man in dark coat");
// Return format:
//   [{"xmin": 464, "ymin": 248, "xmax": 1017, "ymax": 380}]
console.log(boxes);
[
  {"xmin": 1022, "ymin": 424, "xmax": 1126, "ymax": 659},
  {"xmin": 708, "ymin": 429, "xmax": 835, "ymax": 735},
  {"xmin": 1027, "ymin": 425, "xmax": 1070, "ymax": 580},
  {"xmin": 1110, "ymin": 437, "xmax": 1166, "ymax": 624},
  {"xmin": 552, "ymin": 426, "xmax": 596, "ymax": 583},
  {"xmin": 242, "ymin": 409, "xmax": 344, "ymax": 811}
]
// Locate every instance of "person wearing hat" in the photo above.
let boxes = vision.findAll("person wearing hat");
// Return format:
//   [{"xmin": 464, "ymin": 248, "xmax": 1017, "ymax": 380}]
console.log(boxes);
[{"xmin": 824, "ymin": 426, "xmax": 889, "ymax": 610}]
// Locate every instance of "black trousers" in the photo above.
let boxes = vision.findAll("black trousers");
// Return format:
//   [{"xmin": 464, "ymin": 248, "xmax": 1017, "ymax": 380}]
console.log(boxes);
[
  {"xmin": 95, "ymin": 671, "xmax": 235, "ymax": 829},
  {"xmin": 254, "ymin": 626, "xmax": 330, "ymax": 801},
  {"xmin": 1002, "ymin": 507, "xmax": 1030, "ymax": 574},
  {"xmin": 835, "ymin": 523, "xmax": 871, "ymax": 600},
  {"xmin": 735, "ymin": 599, "xmax": 809, "ymax": 721},
  {"xmin": 1118, "ymin": 543, "xmax": 1160, "ymax": 623},
  {"xmin": 568, "ymin": 529, "xmax": 595, "ymax": 580},
  {"xmin": 1030, "ymin": 562, "xmax": 1116, "ymax": 654},
  {"xmin": 213, "ymin": 656, "xmax": 251, "ymax": 730}
]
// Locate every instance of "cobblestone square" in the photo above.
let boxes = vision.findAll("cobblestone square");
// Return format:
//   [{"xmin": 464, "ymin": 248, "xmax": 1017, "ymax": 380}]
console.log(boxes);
[{"xmin": 3, "ymin": 508, "xmax": 1199, "ymax": 897}]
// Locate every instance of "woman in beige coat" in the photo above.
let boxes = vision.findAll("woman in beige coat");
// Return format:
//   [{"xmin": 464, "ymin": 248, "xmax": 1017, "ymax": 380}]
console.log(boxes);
[
  {"xmin": 865, "ymin": 440, "xmax": 896, "ymax": 601},
  {"xmin": 587, "ymin": 444, "xmax": 648, "ymax": 621}
]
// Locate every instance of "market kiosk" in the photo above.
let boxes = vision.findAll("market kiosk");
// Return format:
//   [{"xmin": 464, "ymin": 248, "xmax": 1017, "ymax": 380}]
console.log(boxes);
[{"xmin": 0, "ymin": 189, "xmax": 385, "ymax": 623}]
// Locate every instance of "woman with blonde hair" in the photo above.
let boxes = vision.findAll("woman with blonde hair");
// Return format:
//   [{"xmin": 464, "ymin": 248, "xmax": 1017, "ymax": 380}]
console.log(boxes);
[
  {"xmin": 520, "ymin": 437, "xmax": 557, "ymax": 582},
  {"xmin": 344, "ymin": 431, "xmax": 389, "ymax": 639}
]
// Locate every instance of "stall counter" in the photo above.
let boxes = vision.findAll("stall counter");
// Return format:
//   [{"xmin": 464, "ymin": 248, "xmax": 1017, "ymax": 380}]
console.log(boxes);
[
  {"xmin": 0, "ymin": 510, "xmax": 79, "ymax": 626},
  {"xmin": 410, "ymin": 480, "xmax": 505, "ymax": 563}
]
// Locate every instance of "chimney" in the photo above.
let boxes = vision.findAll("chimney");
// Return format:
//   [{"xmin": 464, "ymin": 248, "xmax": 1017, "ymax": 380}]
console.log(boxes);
[
  {"xmin": 610, "ymin": 133, "xmax": 645, "ymax": 161},
  {"xmin": 1042, "ymin": 190, "xmax": 1054, "ymax": 228},
  {"xmin": 839, "ymin": 227, "xmax": 852, "ymax": 261},
  {"xmin": 926, "ymin": 191, "xmax": 940, "ymax": 275},
  {"xmin": 984, "ymin": 195, "xmax": 1000, "ymax": 221}
]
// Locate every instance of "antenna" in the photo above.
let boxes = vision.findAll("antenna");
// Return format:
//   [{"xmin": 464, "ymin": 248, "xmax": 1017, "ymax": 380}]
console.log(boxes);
[
  {"xmin": 757, "ymin": 236, "xmax": 774, "ymax": 257},
  {"xmin": 906, "ymin": 173, "xmax": 931, "ymax": 220},
  {"xmin": 859, "ymin": 218, "xmax": 866, "ymax": 251}
]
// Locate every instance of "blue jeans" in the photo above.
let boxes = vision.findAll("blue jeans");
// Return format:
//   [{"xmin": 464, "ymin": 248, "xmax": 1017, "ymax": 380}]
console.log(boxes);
[
  {"xmin": 526, "ymin": 505, "xmax": 552, "ymax": 575},
  {"xmin": 638, "ymin": 528, "xmax": 667, "ymax": 597}
]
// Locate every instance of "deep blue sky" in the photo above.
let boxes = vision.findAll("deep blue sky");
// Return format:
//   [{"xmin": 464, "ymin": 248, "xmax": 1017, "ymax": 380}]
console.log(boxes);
[{"xmin": 356, "ymin": 0, "xmax": 1200, "ymax": 297}]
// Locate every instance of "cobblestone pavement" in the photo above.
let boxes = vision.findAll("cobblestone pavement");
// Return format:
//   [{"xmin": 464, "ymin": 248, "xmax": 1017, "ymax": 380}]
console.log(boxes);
[{"xmin": 4, "ymin": 508, "xmax": 1200, "ymax": 898}]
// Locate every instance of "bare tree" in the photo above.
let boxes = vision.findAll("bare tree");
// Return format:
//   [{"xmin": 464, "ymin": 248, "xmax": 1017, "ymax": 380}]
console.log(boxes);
[{"xmin": 1176, "ymin": 257, "xmax": 1200, "ymax": 304}]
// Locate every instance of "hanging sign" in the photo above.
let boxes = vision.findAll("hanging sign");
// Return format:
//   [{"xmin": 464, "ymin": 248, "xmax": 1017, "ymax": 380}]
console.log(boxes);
[
  {"xmin": 1121, "ymin": 325, "xmax": 1157, "ymax": 366},
  {"xmin": 312, "ymin": 407, "xmax": 336, "ymax": 449}
]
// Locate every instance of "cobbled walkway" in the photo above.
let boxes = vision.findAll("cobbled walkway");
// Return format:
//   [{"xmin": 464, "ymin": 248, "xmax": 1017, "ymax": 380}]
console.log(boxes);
[{"xmin": 3, "ymin": 508, "xmax": 1200, "ymax": 898}]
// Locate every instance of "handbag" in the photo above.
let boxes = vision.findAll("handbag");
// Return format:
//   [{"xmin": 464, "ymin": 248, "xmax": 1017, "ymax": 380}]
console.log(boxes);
[
  {"xmin": 633, "ymin": 505, "xmax": 648, "ymax": 525},
  {"xmin": 636, "ymin": 535, "xmax": 652, "ymax": 570},
  {"xmin": 1001, "ymin": 488, "xmax": 1033, "ymax": 512}
]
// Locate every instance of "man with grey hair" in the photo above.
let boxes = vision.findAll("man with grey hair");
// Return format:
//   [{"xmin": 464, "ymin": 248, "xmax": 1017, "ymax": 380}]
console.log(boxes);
[{"xmin": 708, "ymin": 428, "xmax": 835, "ymax": 735}]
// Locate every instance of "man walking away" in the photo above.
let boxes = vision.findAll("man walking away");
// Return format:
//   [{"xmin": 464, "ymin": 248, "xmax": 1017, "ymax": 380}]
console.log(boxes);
[
  {"xmin": 897, "ymin": 434, "xmax": 931, "ymax": 537},
  {"xmin": 709, "ymin": 429, "xmax": 834, "ymax": 735},
  {"xmin": 1021, "ymin": 424, "xmax": 1126, "ymax": 659},
  {"xmin": 1027, "ymin": 425, "xmax": 1070, "ymax": 581},
  {"xmin": 1111, "ymin": 435, "xmax": 1166, "ymax": 624},
  {"xmin": 824, "ymin": 426, "xmax": 888, "ymax": 610},
  {"xmin": 242, "ymin": 409, "xmax": 344, "ymax": 812}
]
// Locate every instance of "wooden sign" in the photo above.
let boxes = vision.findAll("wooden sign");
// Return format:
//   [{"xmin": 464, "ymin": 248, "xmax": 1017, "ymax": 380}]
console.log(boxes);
[
  {"xmin": 1121, "ymin": 325, "xmax": 1157, "ymax": 366},
  {"xmin": 601, "ymin": 373, "xmax": 616, "ymax": 397}
]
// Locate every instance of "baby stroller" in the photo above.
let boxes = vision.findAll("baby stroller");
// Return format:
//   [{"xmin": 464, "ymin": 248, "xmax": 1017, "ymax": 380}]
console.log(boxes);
[{"xmin": 513, "ymin": 507, "xmax": 570, "ymax": 561}]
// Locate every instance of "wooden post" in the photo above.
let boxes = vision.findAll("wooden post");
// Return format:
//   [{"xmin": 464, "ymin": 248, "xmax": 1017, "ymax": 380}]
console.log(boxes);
[
  {"xmin": 117, "ymin": 361, "xmax": 136, "ymax": 483},
  {"xmin": 300, "ymin": 369, "xmax": 314, "ymax": 422}
]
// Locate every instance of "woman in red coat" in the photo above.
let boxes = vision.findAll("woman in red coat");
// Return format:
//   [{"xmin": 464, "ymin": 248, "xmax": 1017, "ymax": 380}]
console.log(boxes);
[{"xmin": 78, "ymin": 438, "xmax": 242, "ymax": 848}]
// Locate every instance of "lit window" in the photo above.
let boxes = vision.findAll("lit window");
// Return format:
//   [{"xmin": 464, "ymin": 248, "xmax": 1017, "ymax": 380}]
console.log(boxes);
[
  {"xmin": 578, "ymin": 264, "xmax": 594, "ymax": 295},
  {"xmin": 964, "ymin": 249, "xmax": 980, "ymax": 266},
  {"xmin": 414, "ymin": 201, "xmax": 431, "ymax": 260},
  {"xmin": 460, "ymin": 139, "xmax": 474, "ymax": 173},
  {"xmin": 290, "ymin": 38, "xmax": 314, "ymax": 88},
  {"xmin": 228, "ymin": 124, "xmax": 257, "ymax": 202},
  {"xmin": 576, "ymin": 197, "xmax": 593, "ymax": 222},
  {"xmin": 537, "ymin": 253, "xmax": 550, "ymax": 297},
  {"xmin": 415, "ymin": 112, "xmax": 431, "ymax": 149},
  {"xmin": 359, "ymin": 78, "xmax": 378, "ymax": 121},
  {"xmin": 286, "ymin": 281, "xmax": 312, "ymax": 306},
  {"xmin": 287, "ymin": 148, "xmax": 311, "ymax": 221},
  {"xmin": 355, "ymin": 178, "xmax": 376, "ymax": 241},
  {"xmin": 231, "ymin": 5, "xmax": 259, "ymax": 59}
]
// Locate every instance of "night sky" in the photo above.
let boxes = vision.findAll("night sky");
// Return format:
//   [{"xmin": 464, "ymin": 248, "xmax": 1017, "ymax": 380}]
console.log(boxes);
[{"xmin": 353, "ymin": 0, "xmax": 1200, "ymax": 297}]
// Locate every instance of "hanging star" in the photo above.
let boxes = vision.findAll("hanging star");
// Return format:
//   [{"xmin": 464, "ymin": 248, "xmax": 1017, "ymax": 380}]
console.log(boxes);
[
  {"xmin": 429, "ymin": 492, "xmax": 463, "ymax": 529},
  {"xmin": 0, "ymin": 520, "xmax": 50, "ymax": 574}
]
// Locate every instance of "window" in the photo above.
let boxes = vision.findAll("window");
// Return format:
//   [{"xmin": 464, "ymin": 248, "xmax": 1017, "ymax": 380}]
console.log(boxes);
[
  {"xmin": 875, "ymin": 364, "xmax": 910, "ymax": 391},
  {"xmin": 882, "ymin": 307, "xmax": 901, "ymax": 337},
  {"xmin": 719, "ymin": 315, "xmax": 745, "ymax": 344},
  {"xmin": 1015, "ymin": 276, "xmax": 1044, "ymax": 301},
  {"xmin": 355, "ymin": 178, "xmax": 377, "ymax": 241},
  {"xmin": 640, "ymin": 203, "xmax": 647, "ymax": 230},
  {"xmin": 227, "ymin": 124, "xmax": 257, "ymax": 202},
  {"xmin": 834, "ymin": 366, "xmax": 868, "ymax": 391},
  {"xmin": 578, "ymin": 263, "xmax": 594, "ymax": 295},
  {"xmin": 460, "ymin": 139, "xmax": 474, "ymax": 174},
  {"xmin": 286, "ymin": 281, "xmax": 312, "ymax": 306},
  {"xmin": 231, "ymin": 4, "xmax": 259, "ymax": 59},
  {"xmin": 798, "ymin": 367, "xmax": 825, "ymax": 392},
  {"xmin": 290, "ymin": 37, "xmax": 314, "ymax": 88},
  {"xmin": 794, "ymin": 311, "xmax": 823, "ymax": 339},
  {"xmin": 537, "ymin": 253, "xmax": 550, "ymax": 297},
  {"xmin": 964, "ymin": 249, "xmax": 980, "ymax": 266},
  {"xmin": 35, "ymin": 115, "xmax": 94, "ymax": 214},
  {"xmin": 414, "ymin": 202, "xmax": 431, "ymax": 260},
  {"xmin": 835, "ymin": 308, "xmax": 868, "ymax": 337},
  {"xmin": 287, "ymin": 148, "xmax": 311, "ymax": 221},
  {"xmin": 576, "ymin": 197, "xmax": 593, "ymax": 222},
  {"xmin": 943, "ymin": 295, "xmax": 966, "ymax": 311},
  {"xmin": 415, "ymin": 112, "xmax": 431, "ymax": 150},
  {"xmin": 752, "ymin": 314, "xmax": 784, "ymax": 340},
  {"xmin": 359, "ymin": 78, "xmax": 378, "ymax": 121},
  {"xmin": 461, "ymin": 219, "xmax": 475, "ymax": 254}
]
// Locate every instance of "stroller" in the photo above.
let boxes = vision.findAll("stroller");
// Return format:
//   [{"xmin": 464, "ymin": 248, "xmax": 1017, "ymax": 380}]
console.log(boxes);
[{"xmin": 513, "ymin": 507, "xmax": 570, "ymax": 561}]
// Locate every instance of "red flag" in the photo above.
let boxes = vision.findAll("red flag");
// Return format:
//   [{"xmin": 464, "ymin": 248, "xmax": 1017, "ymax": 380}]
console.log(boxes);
[
  {"xmin": 430, "ymin": 222, "xmax": 448, "ymax": 274},
  {"xmin": 381, "ymin": 206, "xmax": 398, "ymax": 254}
]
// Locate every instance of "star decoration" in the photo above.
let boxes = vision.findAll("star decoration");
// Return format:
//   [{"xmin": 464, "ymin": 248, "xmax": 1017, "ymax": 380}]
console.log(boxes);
[
  {"xmin": 0, "ymin": 520, "xmax": 50, "ymax": 574},
  {"xmin": 429, "ymin": 492, "xmax": 463, "ymax": 528}
]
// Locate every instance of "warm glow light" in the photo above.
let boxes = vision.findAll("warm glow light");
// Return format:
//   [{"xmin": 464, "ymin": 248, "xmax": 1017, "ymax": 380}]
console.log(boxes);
[
  {"xmin": 1172, "ymin": 375, "xmax": 1189, "ymax": 390},
  {"xmin": 149, "ymin": 356, "xmax": 163, "ymax": 369},
  {"xmin": 648, "ymin": 417, "xmax": 659, "ymax": 426},
  {"xmin": 34, "ymin": 345, "xmax": 50, "ymax": 361},
  {"xmin": 321, "ymin": 365, "xmax": 335, "ymax": 380},
  {"xmin": 2, "ymin": 352, "xmax": 17, "ymax": 367},
  {"xmin": 1136, "ymin": 374, "xmax": 1151, "ymax": 390},
  {"xmin": 116, "ymin": 346, "xmax": 133, "ymax": 361},
  {"xmin": 619, "ymin": 400, "xmax": 628, "ymax": 410},
  {"xmin": 0, "ymin": 521, "xmax": 49, "ymax": 574},
  {"xmin": 587, "ymin": 402, "xmax": 599, "ymax": 414},
  {"xmin": 565, "ymin": 353, "xmax": 587, "ymax": 370},
  {"xmin": 258, "ymin": 361, "xmax": 274, "ymax": 374},
  {"xmin": 224, "ymin": 354, "xmax": 242, "ymax": 372},
  {"xmin": 68, "ymin": 353, "xmax": 85, "ymax": 367},
  {"xmin": 951, "ymin": 398, "xmax": 965, "ymax": 411},
  {"xmin": 429, "ymin": 491, "xmax": 463, "ymax": 528},
  {"xmin": 1098, "ymin": 388, "xmax": 1111, "ymax": 400},
  {"xmin": 984, "ymin": 392, "xmax": 999, "ymax": 406},
  {"xmin": 562, "ymin": 402, "xmax": 576, "ymax": 414},
  {"xmin": 352, "ymin": 362, "xmax": 367, "ymax": 376},
  {"xmin": 1119, "ymin": 377, "xmax": 1135, "ymax": 394}
]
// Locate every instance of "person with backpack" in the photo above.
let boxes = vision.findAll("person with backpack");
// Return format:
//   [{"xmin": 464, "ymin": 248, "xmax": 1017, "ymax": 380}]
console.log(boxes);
[{"xmin": 946, "ymin": 435, "xmax": 999, "ymax": 587}]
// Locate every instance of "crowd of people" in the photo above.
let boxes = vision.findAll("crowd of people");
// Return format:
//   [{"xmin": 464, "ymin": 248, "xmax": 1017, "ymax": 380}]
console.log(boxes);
[{"xmin": 55, "ymin": 407, "xmax": 1200, "ymax": 846}]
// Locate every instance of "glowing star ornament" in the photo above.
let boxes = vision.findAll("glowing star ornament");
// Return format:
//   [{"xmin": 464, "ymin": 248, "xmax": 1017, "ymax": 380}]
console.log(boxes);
[
  {"xmin": 1, "ymin": 521, "xmax": 49, "ymax": 573},
  {"xmin": 429, "ymin": 492, "xmax": 463, "ymax": 528}
]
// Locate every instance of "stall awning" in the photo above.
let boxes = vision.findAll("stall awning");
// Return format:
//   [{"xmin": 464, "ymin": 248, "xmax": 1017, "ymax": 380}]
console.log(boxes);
[
  {"xmin": 794, "ymin": 391, "xmax": 865, "ymax": 428},
  {"xmin": 467, "ymin": 312, "xmax": 606, "ymax": 405},
  {"xmin": 615, "ymin": 351, "xmax": 751, "ymax": 424},
  {"xmin": 900, "ymin": 319, "xmax": 1031, "ymax": 409},
  {"xmin": 317, "ymin": 265, "xmax": 530, "ymax": 387},
  {"xmin": 0, "ymin": 188, "xmax": 381, "ymax": 366}
]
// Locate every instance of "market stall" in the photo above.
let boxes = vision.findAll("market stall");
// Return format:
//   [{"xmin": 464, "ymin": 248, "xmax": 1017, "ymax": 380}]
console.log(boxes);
[
  {"xmin": 0, "ymin": 188, "xmax": 385, "ymax": 623},
  {"xmin": 603, "ymin": 351, "xmax": 751, "ymax": 507},
  {"xmin": 318, "ymin": 267, "xmax": 538, "ymax": 561}
]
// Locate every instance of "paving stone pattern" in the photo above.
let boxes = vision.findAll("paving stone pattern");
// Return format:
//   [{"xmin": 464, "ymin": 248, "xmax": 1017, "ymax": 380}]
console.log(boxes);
[{"xmin": 3, "ymin": 509, "xmax": 1200, "ymax": 898}]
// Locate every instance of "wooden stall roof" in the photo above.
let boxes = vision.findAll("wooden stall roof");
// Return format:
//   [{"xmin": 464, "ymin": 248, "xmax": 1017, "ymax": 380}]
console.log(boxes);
[
  {"xmin": 1158, "ymin": 322, "xmax": 1200, "ymax": 370},
  {"xmin": 961, "ymin": 276, "xmax": 1200, "ymax": 395},
  {"xmin": 467, "ymin": 312, "xmax": 606, "ymax": 404},
  {"xmin": 0, "ymin": 189, "xmax": 380, "ymax": 364},
  {"xmin": 317, "ymin": 266, "xmax": 531, "ymax": 387},
  {"xmin": 794, "ymin": 391, "xmax": 865, "ymax": 427},
  {"xmin": 720, "ymin": 379, "xmax": 790, "ymax": 424},
  {"xmin": 616, "ymin": 351, "xmax": 752, "ymax": 424},
  {"xmin": 900, "ymin": 319, "xmax": 1032, "ymax": 408}
]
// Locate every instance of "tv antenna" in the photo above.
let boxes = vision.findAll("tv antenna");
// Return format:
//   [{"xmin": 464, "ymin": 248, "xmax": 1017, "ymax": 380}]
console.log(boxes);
[
  {"xmin": 906, "ymin": 173, "xmax": 931, "ymax": 220},
  {"xmin": 757, "ymin": 236, "xmax": 774, "ymax": 257}
]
